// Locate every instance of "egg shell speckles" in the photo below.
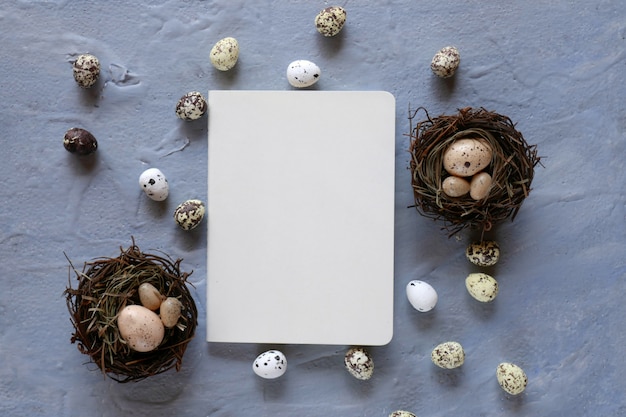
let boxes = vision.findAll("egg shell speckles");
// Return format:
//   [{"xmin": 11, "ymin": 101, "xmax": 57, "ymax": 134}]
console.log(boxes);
[
  {"xmin": 315, "ymin": 6, "xmax": 347, "ymax": 37},
  {"xmin": 175, "ymin": 91, "xmax": 207, "ymax": 121},
  {"xmin": 496, "ymin": 362, "xmax": 528, "ymax": 395},
  {"xmin": 443, "ymin": 138, "xmax": 493, "ymax": 177},
  {"xmin": 389, "ymin": 411, "xmax": 417, "ymax": 417},
  {"xmin": 210, "ymin": 37, "xmax": 239, "ymax": 71},
  {"xmin": 466, "ymin": 241, "xmax": 500, "ymax": 267},
  {"xmin": 286, "ymin": 60, "xmax": 321, "ymax": 88},
  {"xmin": 253, "ymin": 350, "xmax": 287, "ymax": 379},
  {"xmin": 406, "ymin": 280, "xmax": 438, "ymax": 312},
  {"xmin": 72, "ymin": 53, "xmax": 100, "ymax": 88},
  {"xmin": 465, "ymin": 272, "xmax": 498, "ymax": 302},
  {"xmin": 174, "ymin": 199, "xmax": 206, "ymax": 230},
  {"xmin": 344, "ymin": 347, "xmax": 374, "ymax": 380},
  {"xmin": 117, "ymin": 305, "xmax": 165, "ymax": 352},
  {"xmin": 431, "ymin": 46, "xmax": 460, "ymax": 78},
  {"xmin": 431, "ymin": 341, "xmax": 465, "ymax": 369},
  {"xmin": 63, "ymin": 127, "xmax": 98, "ymax": 156},
  {"xmin": 470, "ymin": 172, "xmax": 493, "ymax": 200},
  {"xmin": 139, "ymin": 168, "xmax": 169, "ymax": 201}
]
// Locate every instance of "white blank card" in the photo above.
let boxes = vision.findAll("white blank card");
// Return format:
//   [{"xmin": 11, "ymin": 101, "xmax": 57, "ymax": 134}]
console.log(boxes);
[{"xmin": 207, "ymin": 90, "xmax": 395, "ymax": 345}]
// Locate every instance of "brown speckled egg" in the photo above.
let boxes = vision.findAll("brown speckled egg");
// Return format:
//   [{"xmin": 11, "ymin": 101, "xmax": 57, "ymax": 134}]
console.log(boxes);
[
  {"xmin": 496, "ymin": 362, "xmax": 528, "ymax": 395},
  {"xmin": 443, "ymin": 138, "xmax": 492, "ymax": 177},
  {"xmin": 174, "ymin": 199, "xmax": 206, "ymax": 230},
  {"xmin": 210, "ymin": 37, "xmax": 239, "ymax": 71},
  {"xmin": 117, "ymin": 305, "xmax": 165, "ymax": 352},
  {"xmin": 466, "ymin": 240, "xmax": 500, "ymax": 267},
  {"xmin": 470, "ymin": 172, "xmax": 493, "ymax": 200},
  {"xmin": 315, "ymin": 6, "xmax": 347, "ymax": 37},
  {"xmin": 431, "ymin": 46, "xmax": 460, "ymax": 78},
  {"xmin": 431, "ymin": 341, "xmax": 465, "ymax": 369},
  {"xmin": 63, "ymin": 127, "xmax": 98, "ymax": 155},
  {"xmin": 465, "ymin": 273, "xmax": 498, "ymax": 302},
  {"xmin": 389, "ymin": 412, "xmax": 417, "ymax": 417},
  {"xmin": 175, "ymin": 91, "xmax": 207, "ymax": 121},
  {"xmin": 344, "ymin": 347, "xmax": 374, "ymax": 380},
  {"xmin": 442, "ymin": 175, "xmax": 471, "ymax": 197},
  {"xmin": 72, "ymin": 53, "xmax": 100, "ymax": 88}
]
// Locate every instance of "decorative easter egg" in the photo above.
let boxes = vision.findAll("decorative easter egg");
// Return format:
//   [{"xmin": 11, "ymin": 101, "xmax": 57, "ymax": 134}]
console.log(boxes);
[
  {"xmin": 210, "ymin": 37, "xmax": 239, "ymax": 71},
  {"xmin": 344, "ymin": 347, "xmax": 374, "ymax": 380},
  {"xmin": 470, "ymin": 172, "xmax": 493, "ymax": 200},
  {"xmin": 63, "ymin": 127, "xmax": 98, "ymax": 156},
  {"xmin": 431, "ymin": 46, "xmax": 460, "ymax": 78},
  {"xmin": 286, "ymin": 60, "xmax": 321, "ymax": 88},
  {"xmin": 466, "ymin": 240, "xmax": 500, "ymax": 267},
  {"xmin": 465, "ymin": 273, "xmax": 498, "ymax": 302},
  {"xmin": 431, "ymin": 341, "xmax": 465, "ymax": 369},
  {"xmin": 443, "ymin": 138, "xmax": 493, "ymax": 177},
  {"xmin": 315, "ymin": 6, "xmax": 347, "ymax": 37},
  {"xmin": 73, "ymin": 53, "xmax": 100, "ymax": 88},
  {"xmin": 138, "ymin": 282, "xmax": 164, "ymax": 310},
  {"xmin": 496, "ymin": 362, "xmax": 528, "ymax": 395},
  {"xmin": 159, "ymin": 297, "xmax": 183, "ymax": 328},
  {"xmin": 117, "ymin": 305, "xmax": 165, "ymax": 352},
  {"xmin": 406, "ymin": 280, "xmax": 438, "ymax": 312},
  {"xmin": 175, "ymin": 91, "xmax": 207, "ymax": 121},
  {"xmin": 139, "ymin": 168, "xmax": 169, "ymax": 201},
  {"xmin": 442, "ymin": 175, "xmax": 471, "ymax": 197},
  {"xmin": 174, "ymin": 199, "xmax": 206, "ymax": 230},
  {"xmin": 253, "ymin": 350, "xmax": 287, "ymax": 379}
]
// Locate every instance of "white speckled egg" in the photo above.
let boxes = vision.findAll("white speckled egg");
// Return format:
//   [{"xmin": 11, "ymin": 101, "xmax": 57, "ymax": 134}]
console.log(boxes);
[
  {"xmin": 73, "ymin": 53, "xmax": 100, "ymax": 88},
  {"xmin": 470, "ymin": 172, "xmax": 493, "ymax": 200},
  {"xmin": 139, "ymin": 168, "xmax": 169, "ymax": 201},
  {"xmin": 253, "ymin": 350, "xmax": 287, "ymax": 379},
  {"xmin": 442, "ymin": 175, "xmax": 471, "ymax": 197},
  {"xmin": 210, "ymin": 37, "xmax": 239, "ymax": 71},
  {"xmin": 138, "ymin": 282, "xmax": 164, "ymax": 310},
  {"xmin": 286, "ymin": 60, "xmax": 321, "ymax": 88},
  {"xmin": 443, "ymin": 138, "xmax": 493, "ymax": 177},
  {"xmin": 431, "ymin": 341, "xmax": 465, "ymax": 369},
  {"xmin": 466, "ymin": 241, "xmax": 500, "ymax": 267},
  {"xmin": 431, "ymin": 46, "xmax": 460, "ymax": 78},
  {"xmin": 465, "ymin": 272, "xmax": 498, "ymax": 302},
  {"xmin": 117, "ymin": 305, "xmax": 165, "ymax": 352},
  {"xmin": 175, "ymin": 91, "xmax": 207, "ymax": 121},
  {"xmin": 496, "ymin": 362, "xmax": 528, "ymax": 395},
  {"xmin": 389, "ymin": 411, "xmax": 417, "ymax": 417},
  {"xmin": 406, "ymin": 280, "xmax": 438, "ymax": 312},
  {"xmin": 159, "ymin": 297, "xmax": 183, "ymax": 328},
  {"xmin": 174, "ymin": 199, "xmax": 206, "ymax": 230},
  {"xmin": 315, "ymin": 6, "xmax": 347, "ymax": 37},
  {"xmin": 344, "ymin": 347, "xmax": 374, "ymax": 380}
]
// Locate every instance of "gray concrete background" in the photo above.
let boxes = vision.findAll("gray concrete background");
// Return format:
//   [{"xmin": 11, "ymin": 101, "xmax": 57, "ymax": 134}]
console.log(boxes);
[{"xmin": 1, "ymin": 1, "xmax": 624, "ymax": 416}]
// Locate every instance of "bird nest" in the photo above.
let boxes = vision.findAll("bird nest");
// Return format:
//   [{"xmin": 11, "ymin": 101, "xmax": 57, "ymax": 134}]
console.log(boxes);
[
  {"xmin": 64, "ymin": 239, "xmax": 198, "ymax": 382},
  {"xmin": 409, "ymin": 107, "xmax": 540, "ymax": 235}
]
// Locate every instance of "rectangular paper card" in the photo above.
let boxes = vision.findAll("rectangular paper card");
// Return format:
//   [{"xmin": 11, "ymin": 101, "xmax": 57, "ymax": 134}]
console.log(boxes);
[{"xmin": 207, "ymin": 90, "xmax": 395, "ymax": 345}]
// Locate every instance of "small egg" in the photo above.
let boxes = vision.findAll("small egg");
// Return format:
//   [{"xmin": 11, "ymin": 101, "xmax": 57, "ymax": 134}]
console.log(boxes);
[
  {"xmin": 138, "ymin": 168, "xmax": 169, "ymax": 201},
  {"xmin": 73, "ymin": 53, "xmax": 100, "ymax": 88},
  {"xmin": 315, "ymin": 6, "xmax": 347, "ymax": 37},
  {"xmin": 159, "ymin": 297, "xmax": 183, "ymax": 328},
  {"xmin": 252, "ymin": 350, "xmax": 287, "ymax": 379},
  {"xmin": 175, "ymin": 91, "xmax": 207, "ymax": 121},
  {"xmin": 443, "ymin": 138, "xmax": 492, "ymax": 177},
  {"xmin": 344, "ymin": 347, "xmax": 374, "ymax": 380},
  {"xmin": 389, "ymin": 411, "xmax": 417, "ymax": 417},
  {"xmin": 174, "ymin": 199, "xmax": 206, "ymax": 230},
  {"xmin": 431, "ymin": 46, "xmax": 460, "ymax": 78},
  {"xmin": 431, "ymin": 341, "xmax": 465, "ymax": 369},
  {"xmin": 210, "ymin": 37, "xmax": 239, "ymax": 71},
  {"xmin": 496, "ymin": 362, "xmax": 528, "ymax": 395},
  {"xmin": 465, "ymin": 273, "xmax": 498, "ymax": 302},
  {"xmin": 138, "ymin": 282, "xmax": 164, "ymax": 310},
  {"xmin": 466, "ymin": 240, "xmax": 500, "ymax": 267},
  {"xmin": 286, "ymin": 60, "xmax": 321, "ymax": 88},
  {"xmin": 406, "ymin": 280, "xmax": 438, "ymax": 312},
  {"xmin": 63, "ymin": 127, "xmax": 98, "ymax": 156},
  {"xmin": 117, "ymin": 305, "xmax": 165, "ymax": 352},
  {"xmin": 442, "ymin": 176, "xmax": 471, "ymax": 197},
  {"xmin": 470, "ymin": 172, "xmax": 493, "ymax": 200}
]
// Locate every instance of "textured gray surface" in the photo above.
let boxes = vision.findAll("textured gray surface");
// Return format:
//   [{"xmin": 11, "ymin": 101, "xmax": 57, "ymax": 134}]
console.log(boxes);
[{"xmin": 1, "ymin": 1, "xmax": 625, "ymax": 416}]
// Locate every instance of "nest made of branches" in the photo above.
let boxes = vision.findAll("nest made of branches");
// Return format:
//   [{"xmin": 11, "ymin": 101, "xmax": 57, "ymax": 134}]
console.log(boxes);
[
  {"xmin": 409, "ymin": 107, "xmax": 541, "ymax": 235},
  {"xmin": 64, "ymin": 239, "xmax": 198, "ymax": 382}
]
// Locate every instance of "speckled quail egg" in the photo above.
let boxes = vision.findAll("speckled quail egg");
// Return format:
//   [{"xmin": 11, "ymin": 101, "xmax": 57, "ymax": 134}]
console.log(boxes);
[
  {"xmin": 344, "ymin": 347, "xmax": 374, "ymax": 380},
  {"xmin": 431, "ymin": 341, "xmax": 465, "ymax": 369},
  {"xmin": 431, "ymin": 46, "xmax": 460, "ymax": 78},
  {"xmin": 73, "ymin": 53, "xmax": 100, "ymax": 88},
  {"xmin": 139, "ymin": 168, "xmax": 169, "ymax": 201},
  {"xmin": 406, "ymin": 280, "xmax": 438, "ymax": 312},
  {"xmin": 117, "ymin": 305, "xmax": 165, "ymax": 352},
  {"xmin": 175, "ymin": 91, "xmax": 207, "ymax": 121},
  {"xmin": 210, "ymin": 37, "xmax": 239, "ymax": 71},
  {"xmin": 465, "ymin": 273, "xmax": 498, "ymax": 302},
  {"xmin": 466, "ymin": 241, "xmax": 500, "ymax": 267},
  {"xmin": 63, "ymin": 127, "xmax": 98, "ymax": 156},
  {"xmin": 159, "ymin": 297, "xmax": 183, "ymax": 328},
  {"xmin": 174, "ymin": 199, "xmax": 206, "ymax": 230},
  {"xmin": 389, "ymin": 411, "xmax": 417, "ymax": 417},
  {"xmin": 443, "ymin": 138, "xmax": 493, "ymax": 177},
  {"xmin": 470, "ymin": 172, "xmax": 493, "ymax": 200},
  {"xmin": 496, "ymin": 362, "xmax": 528, "ymax": 395},
  {"xmin": 315, "ymin": 6, "xmax": 347, "ymax": 37},
  {"xmin": 138, "ymin": 282, "xmax": 164, "ymax": 310},
  {"xmin": 253, "ymin": 350, "xmax": 287, "ymax": 379},
  {"xmin": 442, "ymin": 175, "xmax": 471, "ymax": 197},
  {"xmin": 286, "ymin": 60, "xmax": 321, "ymax": 88}
]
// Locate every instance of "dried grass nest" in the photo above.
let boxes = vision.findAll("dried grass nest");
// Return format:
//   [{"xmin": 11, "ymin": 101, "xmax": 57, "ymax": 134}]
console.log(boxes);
[
  {"xmin": 409, "ymin": 107, "xmax": 541, "ymax": 235},
  {"xmin": 64, "ymin": 239, "xmax": 197, "ymax": 382}
]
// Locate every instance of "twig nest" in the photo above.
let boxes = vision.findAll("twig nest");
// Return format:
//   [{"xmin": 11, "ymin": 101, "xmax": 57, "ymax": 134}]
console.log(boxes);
[
  {"xmin": 64, "ymin": 239, "xmax": 198, "ymax": 382},
  {"xmin": 409, "ymin": 107, "xmax": 540, "ymax": 235}
]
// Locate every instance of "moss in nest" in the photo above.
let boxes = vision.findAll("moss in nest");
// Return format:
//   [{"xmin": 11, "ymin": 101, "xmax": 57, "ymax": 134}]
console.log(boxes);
[
  {"xmin": 408, "ymin": 107, "xmax": 541, "ymax": 236},
  {"xmin": 64, "ymin": 238, "xmax": 197, "ymax": 382}
]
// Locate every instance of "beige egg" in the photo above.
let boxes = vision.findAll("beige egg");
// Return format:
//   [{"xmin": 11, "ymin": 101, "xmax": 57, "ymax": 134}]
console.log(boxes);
[
  {"xmin": 431, "ymin": 341, "xmax": 465, "ymax": 369},
  {"xmin": 117, "ymin": 305, "xmax": 165, "ymax": 352},
  {"xmin": 442, "ymin": 175, "xmax": 471, "ymax": 197},
  {"xmin": 466, "ymin": 240, "xmax": 500, "ymax": 267},
  {"xmin": 210, "ymin": 37, "xmax": 239, "ymax": 71},
  {"xmin": 443, "ymin": 138, "xmax": 492, "ymax": 177},
  {"xmin": 138, "ymin": 282, "xmax": 164, "ymax": 311},
  {"xmin": 496, "ymin": 362, "xmax": 528, "ymax": 395},
  {"xmin": 470, "ymin": 172, "xmax": 493, "ymax": 200},
  {"xmin": 160, "ymin": 297, "xmax": 183, "ymax": 328},
  {"xmin": 465, "ymin": 272, "xmax": 498, "ymax": 302}
]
